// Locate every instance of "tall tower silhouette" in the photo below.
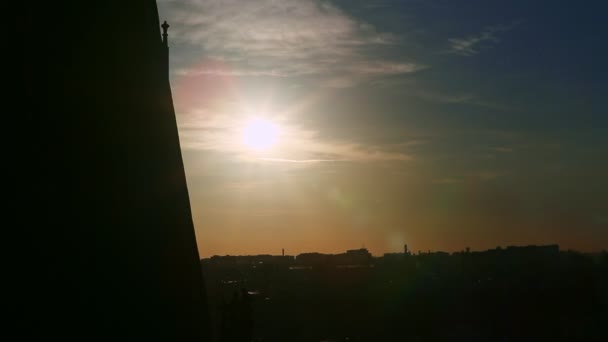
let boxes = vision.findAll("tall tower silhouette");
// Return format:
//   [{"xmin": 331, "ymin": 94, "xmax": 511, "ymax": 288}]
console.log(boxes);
[{"xmin": 22, "ymin": 1, "xmax": 210, "ymax": 340}]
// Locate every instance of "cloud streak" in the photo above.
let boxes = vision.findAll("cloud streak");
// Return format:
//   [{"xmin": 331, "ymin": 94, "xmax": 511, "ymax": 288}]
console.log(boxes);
[
  {"xmin": 447, "ymin": 24, "xmax": 515, "ymax": 56},
  {"xmin": 159, "ymin": 0, "xmax": 423, "ymax": 85},
  {"xmin": 409, "ymin": 89, "xmax": 511, "ymax": 110},
  {"xmin": 258, "ymin": 158, "xmax": 341, "ymax": 163}
]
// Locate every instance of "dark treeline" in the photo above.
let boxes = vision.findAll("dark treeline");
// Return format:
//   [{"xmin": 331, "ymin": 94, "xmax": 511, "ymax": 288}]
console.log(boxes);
[{"xmin": 203, "ymin": 245, "xmax": 607, "ymax": 342}]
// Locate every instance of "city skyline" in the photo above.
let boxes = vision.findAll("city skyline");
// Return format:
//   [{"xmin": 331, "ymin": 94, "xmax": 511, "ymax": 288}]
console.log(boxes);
[
  {"xmin": 158, "ymin": 0, "xmax": 607, "ymax": 257},
  {"xmin": 200, "ymin": 243, "xmax": 598, "ymax": 259}
]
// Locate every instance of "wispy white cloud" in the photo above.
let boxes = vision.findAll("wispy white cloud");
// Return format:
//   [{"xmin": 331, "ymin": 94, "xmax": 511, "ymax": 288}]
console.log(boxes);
[
  {"xmin": 447, "ymin": 23, "xmax": 516, "ymax": 56},
  {"xmin": 157, "ymin": 0, "xmax": 421, "ymax": 163},
  {"xmin": 258, "ymin": 158, "xmax": 341, "ymax": 163},
  {"xmin": 159, "ymin": 0, "xmax": 423, "ymax": 85},
  {"xmin": 176, "ymin": 61, "xmax": 425, "ymax": 79}
]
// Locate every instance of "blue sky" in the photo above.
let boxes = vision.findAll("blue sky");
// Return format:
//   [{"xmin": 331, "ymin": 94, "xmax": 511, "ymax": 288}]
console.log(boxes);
[{"xmin": 158, "ymin": 0, "xmax": 607, "ymax": 256}]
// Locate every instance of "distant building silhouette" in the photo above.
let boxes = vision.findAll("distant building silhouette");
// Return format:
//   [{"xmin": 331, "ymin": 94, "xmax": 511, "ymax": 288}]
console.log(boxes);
[{"xmin": 294, "ymin": 248, "xmax": 373, "ymax": 266}]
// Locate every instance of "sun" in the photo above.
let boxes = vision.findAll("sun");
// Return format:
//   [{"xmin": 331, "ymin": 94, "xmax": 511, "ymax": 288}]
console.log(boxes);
[{"xmin": 241, "ymin": 117, "xmax": 280, "ymax": 151}]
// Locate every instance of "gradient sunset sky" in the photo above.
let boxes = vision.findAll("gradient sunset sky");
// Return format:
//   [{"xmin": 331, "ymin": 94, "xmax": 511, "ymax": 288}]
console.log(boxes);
[{"xmin": 158, "ymin": 0, "xmax": 607, "ymax": 256}]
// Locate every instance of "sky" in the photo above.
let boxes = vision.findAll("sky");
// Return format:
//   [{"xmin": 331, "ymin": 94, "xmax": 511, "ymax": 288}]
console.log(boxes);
[{"xmin": 157, "ymin": 0, "xmax": 608, "ymax": 257}]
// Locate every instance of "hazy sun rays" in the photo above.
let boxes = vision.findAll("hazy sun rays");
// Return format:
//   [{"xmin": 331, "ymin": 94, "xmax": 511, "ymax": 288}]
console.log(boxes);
[{"xmin": 175, "ymin": 79, "xmax": 412, "ymax": 165}]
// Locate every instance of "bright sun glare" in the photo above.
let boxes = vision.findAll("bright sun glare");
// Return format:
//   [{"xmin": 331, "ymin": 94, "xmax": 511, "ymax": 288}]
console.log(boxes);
[{"xmin": 242, "ymin": 118, "xmax": 280, "ymax": 151}]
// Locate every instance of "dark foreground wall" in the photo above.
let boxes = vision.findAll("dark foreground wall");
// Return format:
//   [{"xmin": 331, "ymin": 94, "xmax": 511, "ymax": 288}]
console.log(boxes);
[{"xmin": 19, "ymin": 1, "xmax": 209, "ymax": 340}]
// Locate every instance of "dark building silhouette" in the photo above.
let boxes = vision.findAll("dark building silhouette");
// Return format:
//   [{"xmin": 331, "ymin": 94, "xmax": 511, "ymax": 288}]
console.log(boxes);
[
  {"xmin": 20, "ymin": 1, "xmax": 209, "ymax": 340},
  {"xmin": 201, "ymin": 245, "xmax": 607, "ymax": 341},
  {"xmin": 294, "ymin": 248, "xmax": 373, "ymax": 266}
]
